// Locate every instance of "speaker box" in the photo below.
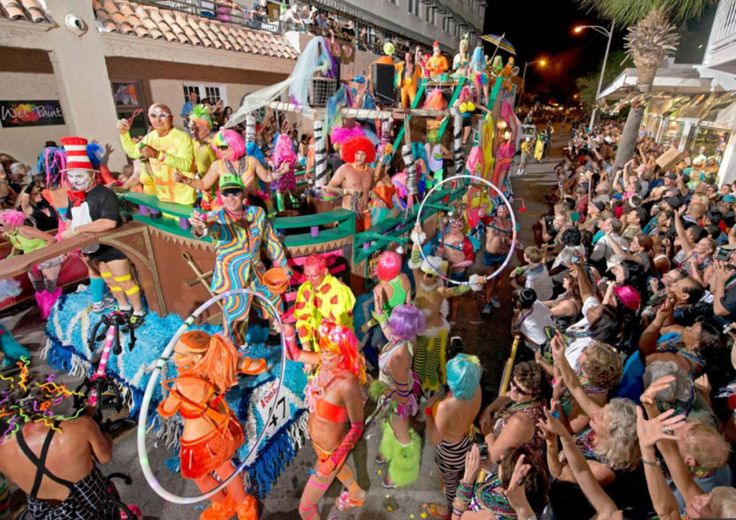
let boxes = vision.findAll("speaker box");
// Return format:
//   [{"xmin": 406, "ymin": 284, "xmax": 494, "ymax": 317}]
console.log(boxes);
[{"xmin": 372, "ymin": 63, "xmax": 396, "ymax": 105}]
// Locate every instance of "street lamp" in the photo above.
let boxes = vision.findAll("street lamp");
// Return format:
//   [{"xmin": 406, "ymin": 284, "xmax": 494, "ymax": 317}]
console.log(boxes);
[
  {"xmin": 520, "ymin": 58, "xmax": 547, "ymax": 99},
  {"xmin": 574, "ymin": 20, "xmax": 615, "ymax": 130}
]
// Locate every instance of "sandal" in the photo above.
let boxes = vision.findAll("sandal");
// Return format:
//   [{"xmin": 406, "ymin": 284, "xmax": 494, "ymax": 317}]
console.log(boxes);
[
  {"xmin": 335, "ymin": 490, "xmax": 365, "ymax": 512},
  {"xmin": 423, "ymin": 503, "xmax": 450, "ymax": 520},
  {"xmin": 239, "ymin": 356, "xmax": 267, "ymax": 375}
]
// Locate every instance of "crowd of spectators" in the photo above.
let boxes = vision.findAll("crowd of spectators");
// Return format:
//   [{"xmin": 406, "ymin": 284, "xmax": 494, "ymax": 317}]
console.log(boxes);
[{"xmin": 462, "ymin": 120, "xmax": 736, "ymax": 520}]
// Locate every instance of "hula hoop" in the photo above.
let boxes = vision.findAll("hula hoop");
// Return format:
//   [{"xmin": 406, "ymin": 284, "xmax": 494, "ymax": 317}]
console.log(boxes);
[
  {"xmin": 415, "ymin": 174, "xmax": 517, "ymax": 286},
  {"xmin": 136, "ymin": 288, "xmax": 287, "ymax": 504}
]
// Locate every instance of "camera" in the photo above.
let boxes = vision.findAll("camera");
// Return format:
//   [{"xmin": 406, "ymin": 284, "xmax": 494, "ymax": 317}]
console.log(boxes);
[
  {"xmin": 715, "ymin": 246, "xmax": 733, "ymax": 262},
  {"xmin": 478, "ymin": 442, "xmax": 489, "ymax": 461}
]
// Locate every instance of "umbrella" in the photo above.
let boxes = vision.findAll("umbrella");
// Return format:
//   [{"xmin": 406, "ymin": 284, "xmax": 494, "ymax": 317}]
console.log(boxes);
[{"xmin": 481, "ymin": 33, "xmax": 516, "ymax": 55}]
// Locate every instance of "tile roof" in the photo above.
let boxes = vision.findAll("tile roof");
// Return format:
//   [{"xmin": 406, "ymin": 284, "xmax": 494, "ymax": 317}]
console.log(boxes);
[
  {"xmin": 93, "ymin": 0, "xmax": 299, "ymax": 60},
  {"xmin": 0, "ymin": 0, "xmax": 49, "ymax": 23}
]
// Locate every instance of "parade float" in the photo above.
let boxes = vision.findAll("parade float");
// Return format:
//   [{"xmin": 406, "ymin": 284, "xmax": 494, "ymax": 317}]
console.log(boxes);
[{"xmin": 0, "ymin": 36, "xmax": 522, "ymax": 502}]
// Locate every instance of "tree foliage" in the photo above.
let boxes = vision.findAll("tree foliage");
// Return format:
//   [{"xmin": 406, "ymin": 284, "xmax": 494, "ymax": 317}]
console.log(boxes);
[
  {"xmin": 576, "ymin": 49, "xmax": 628, "ymax": 107},
  {"xmin": 577, "ymin": 0, "xmax": 717, "ymax": 26}
]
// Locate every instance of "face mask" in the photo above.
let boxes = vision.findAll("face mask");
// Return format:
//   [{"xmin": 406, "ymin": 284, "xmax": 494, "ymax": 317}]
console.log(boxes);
[{"xmin": 67, "ymin": 170, "xmax": 93, "ymax": 191}]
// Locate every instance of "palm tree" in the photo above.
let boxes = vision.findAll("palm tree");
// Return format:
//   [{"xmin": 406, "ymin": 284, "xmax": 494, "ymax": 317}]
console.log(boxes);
[{"xmin": 578, "ymin": 0, "xmax": 717, "ymax": 169}]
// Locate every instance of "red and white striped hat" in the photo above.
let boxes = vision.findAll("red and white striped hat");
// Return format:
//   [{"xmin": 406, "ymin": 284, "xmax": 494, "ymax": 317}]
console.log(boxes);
[{"xmin": 60, "ymin": 136, "xmax": 95, "ymax": 171}]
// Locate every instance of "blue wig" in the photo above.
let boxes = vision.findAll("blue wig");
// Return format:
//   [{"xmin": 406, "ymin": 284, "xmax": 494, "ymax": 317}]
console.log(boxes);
[
  {"xmin": 86, "ymin": 142, "xmax": 105, "ymax": 169},
  {"xmin": 246, "ymin": 142, "xmax": 267, "ymax": 167},
  {"xmin": 36, "ymin": 146, "xmax": 66, "ymax": 187},
  {"xmin": 446, "ymin": 353, "xmax": 481, "ymax": 400}
]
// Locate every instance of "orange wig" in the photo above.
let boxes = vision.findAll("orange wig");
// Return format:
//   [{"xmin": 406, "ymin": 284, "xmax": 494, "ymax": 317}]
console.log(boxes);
[
  {"xmin": 317, "ymin": 321, "xmax": 367, "ymax": 385},
  {"xmin": 340, "ymin": 136, "xmax": 376, "ymax": 164},
  {"xmin": 178, "ymin": 331, "xmax": 240, "ymax": 394}
]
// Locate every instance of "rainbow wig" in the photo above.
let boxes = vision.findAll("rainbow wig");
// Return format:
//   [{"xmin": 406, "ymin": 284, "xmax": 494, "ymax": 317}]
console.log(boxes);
[
  {"xmin": 0, "ymin": 210, "xmax": 26, "ymax": 229},
  {"xmin": 212, "ymin": 129, "xmax": 246, "ymax": 161},
  {"xmin": 446, "ymin": 353, "xmax": 481, "ymax": 400},
  {"xmin": 36, "ymin": 146, "xmax": 66, "ymax": 188},
  {"xmin": 340, "ymin": 136, "xmax": 376, "ymax": 164},
  {"xmin": 376, "ymin": 250, "xmax": 402, "ymax": 282},
  {"xmin": 387, "ymin": 304, "xmax": 426, "ymax": 341},
  {"xmin": 318, "ymin": 321, "xmax": 367, "ymax": 384}
]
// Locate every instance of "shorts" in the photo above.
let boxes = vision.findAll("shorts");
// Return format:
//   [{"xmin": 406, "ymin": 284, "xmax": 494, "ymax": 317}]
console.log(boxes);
[
  {"xmin": 483, "ymin": 251, "xmax": 507, "ymax": 267},
  {"xmin": 180, "ymin": 416, "xmax": 244, "ymax": 479},
  {"xmin": 462, "ymin": 117, "xmax": 472, "ymax": 128},
  {"xmin": 84, "ymin": 245, "xmax": 127, "ymax": 264},
  {"xmin": 448, "ymin": 271, "xmax": 466, "ymax": 282}
]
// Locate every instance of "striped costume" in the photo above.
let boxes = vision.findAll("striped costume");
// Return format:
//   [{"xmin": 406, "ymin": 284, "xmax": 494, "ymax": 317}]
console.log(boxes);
[{"xmin": 209, "ymin": 206, "xmax": 287, "ymax": 332}]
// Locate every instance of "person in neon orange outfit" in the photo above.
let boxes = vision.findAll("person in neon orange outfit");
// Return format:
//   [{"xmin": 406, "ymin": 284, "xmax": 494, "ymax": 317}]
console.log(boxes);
[
  {"xmin": 283, "ymin": 321, "xmax": 367, "ymax": 518},
  {"xmin": 157, "ymin": 331, "xmax": 267, "ymax": 520},
  {"xmin": 118, "ymin": 103, "xmax": 196, "ymax": 205},
  {"xmin": 396, "ymin": 47, "xmax": 423, "ymax": 108},
  {"xmin": 426, "ymin": 41, "xmax": 449, "ymax": 79}
]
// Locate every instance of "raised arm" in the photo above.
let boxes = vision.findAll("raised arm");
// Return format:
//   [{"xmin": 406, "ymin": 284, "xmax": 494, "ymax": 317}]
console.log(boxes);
[
  {"xmin": 674, "ymin": 206, "xmax": 694, "ymax": 255},
  {"xmin": 550, "ymin": 333, "xmax": 602, "ymax": 420}
]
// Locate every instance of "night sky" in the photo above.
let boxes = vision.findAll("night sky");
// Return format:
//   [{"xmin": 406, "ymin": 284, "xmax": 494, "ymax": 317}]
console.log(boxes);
[{"xmin": 483, "ymin": 1, "xmax": 625, "ymax": 102}]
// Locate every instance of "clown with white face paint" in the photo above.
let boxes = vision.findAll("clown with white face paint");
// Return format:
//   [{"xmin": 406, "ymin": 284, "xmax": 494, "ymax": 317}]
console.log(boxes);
[{"xmin": 59, "ymin": 136, "xmax": 147, "ymax": 325}]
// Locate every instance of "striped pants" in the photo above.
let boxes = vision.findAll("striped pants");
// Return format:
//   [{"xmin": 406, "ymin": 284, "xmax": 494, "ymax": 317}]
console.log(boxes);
[{"xmin": 434, "ymin": 436, "xmax": 473, "ymax": 508}]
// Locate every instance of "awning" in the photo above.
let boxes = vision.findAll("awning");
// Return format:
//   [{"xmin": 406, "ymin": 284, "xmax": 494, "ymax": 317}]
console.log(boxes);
[{"xmin": 598, "ymin": 65, "xmax": 718, "ymax": 101}]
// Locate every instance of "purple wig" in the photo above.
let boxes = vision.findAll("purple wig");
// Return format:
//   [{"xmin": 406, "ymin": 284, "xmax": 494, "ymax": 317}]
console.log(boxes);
[
  {"xmin": 387, "ymin": 304, "xmax": 426, "ymax": 341},
  {"xmin": 212, "ymin": 129, "xmax": 246, "ymax": 161}
]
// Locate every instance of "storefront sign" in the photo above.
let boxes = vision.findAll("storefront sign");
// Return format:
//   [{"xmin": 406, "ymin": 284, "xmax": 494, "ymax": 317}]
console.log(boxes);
[{"xmin": 0, "ymin": 100, "xmax": 65, "ymax": 128}]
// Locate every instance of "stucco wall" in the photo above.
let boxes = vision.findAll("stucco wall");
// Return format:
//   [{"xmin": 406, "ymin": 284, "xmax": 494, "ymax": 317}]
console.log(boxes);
[{"xmin": 0, "ymin": 72, "xmax": 70, "ymax": 167}]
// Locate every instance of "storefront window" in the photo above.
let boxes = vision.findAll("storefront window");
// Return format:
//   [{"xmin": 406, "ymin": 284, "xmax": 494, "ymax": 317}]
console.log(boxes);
[
  {"xmin": 660, "ymin": 119, "xmax": 684, "ymax": 149},
  {"xmin": 687, "ymin": 126, "xmax": 730, "ymax": 163}
]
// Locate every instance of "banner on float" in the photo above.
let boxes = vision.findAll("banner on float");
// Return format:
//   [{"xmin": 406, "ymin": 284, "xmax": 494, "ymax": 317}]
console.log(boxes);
[{"xmin": 0, "ymin": 100, "xmax": 65, "ymax": 127}]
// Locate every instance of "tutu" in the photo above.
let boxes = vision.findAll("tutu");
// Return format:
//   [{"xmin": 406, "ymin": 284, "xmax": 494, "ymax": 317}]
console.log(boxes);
[{"xmin": 0, "ymin": 279, "xmax": 21, "ymax": 302}]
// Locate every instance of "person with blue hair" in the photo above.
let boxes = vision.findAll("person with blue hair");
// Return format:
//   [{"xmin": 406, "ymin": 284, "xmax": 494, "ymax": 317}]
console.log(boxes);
[{"xmin": 424, "ymin": 353, "xmax": 482, "ymax": 519}]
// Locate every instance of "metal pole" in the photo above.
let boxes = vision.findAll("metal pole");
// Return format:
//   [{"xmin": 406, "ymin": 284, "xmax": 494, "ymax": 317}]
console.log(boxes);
[
  {"xmin": 521, "ymin": 61, "xmax": 529, "ymax": 100},
  {"xmin": 589, "ymin": 20, "xmax": 614, "ymax": 131}
]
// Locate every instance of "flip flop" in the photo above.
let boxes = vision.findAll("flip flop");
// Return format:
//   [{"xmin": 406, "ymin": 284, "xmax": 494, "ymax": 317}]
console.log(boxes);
[
  {"xmin": 423, "ymin": 503, "xmax": 450, "ymax": 520},
  {"xmin": 335, "ymin": 490, "xmax": 365, "ymax": 512}
]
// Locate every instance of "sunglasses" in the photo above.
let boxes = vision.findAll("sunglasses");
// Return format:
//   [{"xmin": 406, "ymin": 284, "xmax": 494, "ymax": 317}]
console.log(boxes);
[
  {"xmin": 510, "ymin": 379, "xmax": 533, "ymax": 396},
  {"xmin": 221, "ymin": 189, "xmax": 243, "ymax": 198},
  {"xmin": 423, "ymin": 271, "xmax": 437, "ymax": 278},
  {"xmin": 217, "ymin": 145, "xmax": 229, "ymax": 151},
  {"xmin": 149, "ymin": 112, "xmax": 170, "ymax": 119}
]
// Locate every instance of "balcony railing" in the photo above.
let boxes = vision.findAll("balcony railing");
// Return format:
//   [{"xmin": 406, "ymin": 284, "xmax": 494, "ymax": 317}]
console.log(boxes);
[
  {"xmin": 710, "ymin": 0, "xmax": 736, "ymax": 54},
  {"xmin": 141, "ymin": 0, "xmax": 282, "ymax": 34}
]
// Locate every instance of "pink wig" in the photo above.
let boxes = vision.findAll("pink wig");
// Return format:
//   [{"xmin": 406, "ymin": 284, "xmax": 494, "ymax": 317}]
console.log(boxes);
[
  {"xmin": 274, "ymin": 134, "xmax": 297, "ymax": 169},
  {"xmin": 340, "ymin": 136, "xmax": 376, "ymax": 164},
  {"xmin": 212, "ymin": 129, "xmax": 246, "ymax": 161},
  {"xmin": 387, "ymin": 304, "xmax": 426, "ymax": 341},
  {"xmin": 459, "ymin": 85, "xmax": 474, "ymax": 102},
  {"xmin": 376, "ymin": 251, "xmax": 402, "ymax": 282},
  {"xmin": 331, "ymin": 125, "xmax": 365, "ymax": 145},
  {"xmin": 304, "ymin": 254, "xmax": 328, "ymax": 273},
  {"xmin": 0, "ymin": 210, "xmax": 26, "ymax": 229}
]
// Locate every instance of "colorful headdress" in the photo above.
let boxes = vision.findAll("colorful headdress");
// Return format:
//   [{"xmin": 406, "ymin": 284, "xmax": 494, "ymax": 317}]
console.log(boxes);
[
  {"xmin": 0, "ymin": 210, "xmax": 26, "ymax": 229},
  {"xmin": 0, "ymin": 358, "xmax": 83, "ymax": 440},
  {"xmin": 376, "ymin": 250, "xmax": 402, "ymax": 282},
  {"xmin": 387, "ymin": 304, "xmax": 426, "ymax": 341},
  {"xmin": 446, "ymin": 353, "xmax": 481, "ymax": 400},
  {"xmin": 340, "ymin": 136, "xmax": 376, "ymax": 164},
  {"xmin": 212, "ymin": 129, "xmax": 246, "ymax": 161},
  {"xmin": 317, "ymin": 321, "xmax": 367, "ymax": 384},
  {"xmin": 273, "ymin": 134, "xmax": 297, "ymax": 170},
  {"xmin": 36, "ymin": 147, "xmax": 66, "ymax": 187},
  {"xmin": 189, "ymin": 104, "xmax": 213, "ymax": 129}
]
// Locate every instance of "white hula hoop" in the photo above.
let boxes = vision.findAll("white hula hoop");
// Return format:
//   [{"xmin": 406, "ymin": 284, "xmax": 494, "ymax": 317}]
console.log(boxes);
[
  {"xmin": 415, "ymin": 174, "xmax": 517, "ymax": 286},
  {"xmin": 136, "ymin": 288, "xmax": 287, "ymax": 504}
]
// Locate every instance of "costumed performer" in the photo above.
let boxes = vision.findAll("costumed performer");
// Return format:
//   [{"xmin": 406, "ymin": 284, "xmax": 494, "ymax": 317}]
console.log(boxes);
[
  {"xmin": 369, "ymin": 145, "xmax": 398, "ymax": 224},
  {"xmin": 424, "ymin": 353, "xmax": 482, "ymax": 520},
  {"xmin": 469, "ymin": 46, "xmax": 489, "ymax": 106},
  {"xmin": 157, "ymin": 331, "xmax": 267, "ymax": 520},
  {"xmin": 396, "ymin": 47, "xmax": 423, "ymax": 109},
  {"xmin": 271, "ymin": 133, "xmax": 297, "ymax": 213},
  {"xmin": 188, "ymin": 105, "xmax": 217, "ymax": 206},
  {"xmin": 293, "ymin": 254, "xmax": 355, "ymax": 352},
  {"xmin": 373, "ymin": 41, "xmax": 396, "ymax": 66},
  {"xmin": 373, "ymin": 250, "xmax": 412, "ymax": 315},
  {"xmin": 451, "ymin": 35, "xmax": 470, "ymax": 78},
  {"xmin": 482, "ymin": 201, "xmax": 513, "ymax": 316},
  {"xmin": 0, "ymin": 210, "xmax": 64, "ymax": 318},
  {"xmin": 452, "ymin": 86, "xmax": 487, "ymax": 146},
  {"xmin": 533, "ymin": 131, "xmax": 545, "ymax": 163},
  {"xmin": 177, "ymin": 130, "xmax": 282, "ymax": 212},
  {"xmin": 324, "ymin": 136, "xmax": 377, "ymax": 231},
  {"xmin": 491, "ymin": 129, "xmax": 515, "ymax": 189},
  {"xmin": 57, "ymin": 137, "xmax": 147, "ymax": 325},
  {"xmin": 0, "ymin": 358, "xmax": 137, "ymax": 519},
  {"xmin": 372, "ymin": 304, "xmax": 425, "ymax": 488},
  {"xmin": 33, "ymin": 146, "xmax": 71, "ymax": 231},
  {"xmin": 118, "ymin": 103, "xmax": 196, "ymax": 205},
  {"xmin": 0, "ymin": 323, "xmax": 30, "ymax": 368},
  {"xmin": 435, "ymin": 213, "xmax": 475, "ymax": 282},
  {"xmin": 189, "ymin": 174, "xmax": 291, "ymax": 343},
  {"xmin": 409, "ymin": 226, "xmax": 486, "ymax": 394},
  {"xmin": 426, "ymin": 41, "xmax": 449, "ymax": 79},
  {"xmin": 283, "ymin": 321, "xmax": 367, "ymax": 518}
]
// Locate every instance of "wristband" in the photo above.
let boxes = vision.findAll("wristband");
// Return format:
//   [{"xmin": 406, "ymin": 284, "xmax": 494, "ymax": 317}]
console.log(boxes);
[
  {"xmin": 641, "ymin": 458, "xmax": 660, "ymax": 467},
  {"xmin": 425, "ymin": 406, "xmax": 434, "ymax": 418}
]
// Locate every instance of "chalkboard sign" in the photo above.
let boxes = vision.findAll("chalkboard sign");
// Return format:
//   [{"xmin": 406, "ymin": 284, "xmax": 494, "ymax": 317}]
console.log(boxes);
[{"xmin": 0, "ymin": 100, "xmax": 65, "ymax": 127}]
